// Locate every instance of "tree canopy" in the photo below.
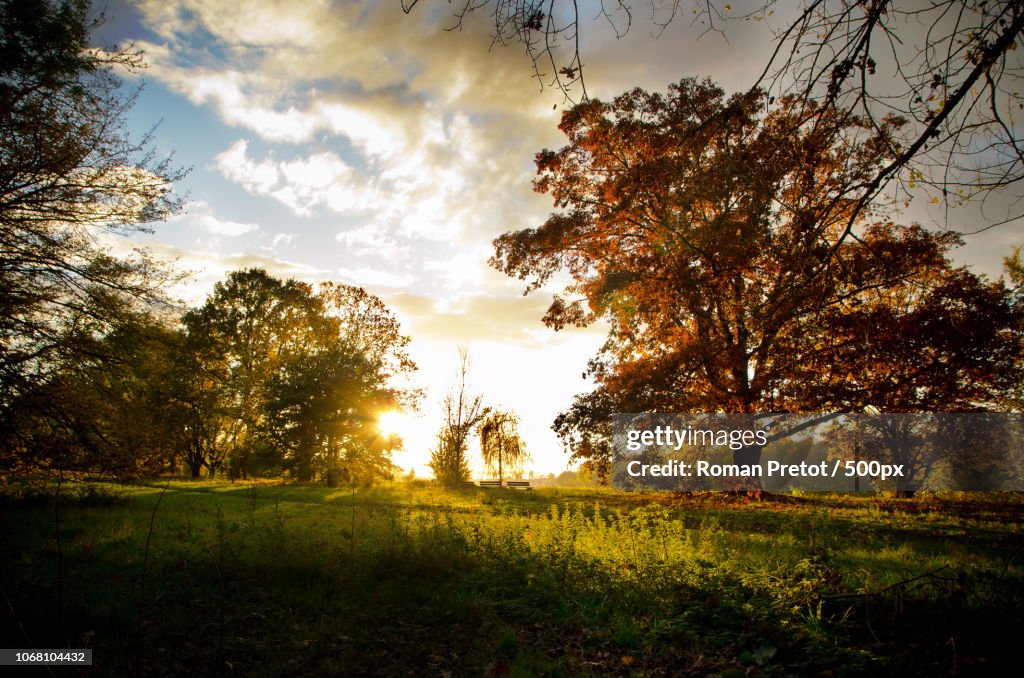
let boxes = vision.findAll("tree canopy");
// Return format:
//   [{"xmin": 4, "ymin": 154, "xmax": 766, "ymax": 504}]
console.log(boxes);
[
  {"xmin": 182, "ymin": 269, "xmax": 416, "ymax": 482},
  {"xmin": 479, "ymin": 409, "xmax": 529, "ymax": 482},
  {"xmin": 0, "ymin": 0, "xmax": 183, "ymax": 420},
  {"xmin": 491, "ymin": 78, "xmax": 1024, "ymax": 469}
]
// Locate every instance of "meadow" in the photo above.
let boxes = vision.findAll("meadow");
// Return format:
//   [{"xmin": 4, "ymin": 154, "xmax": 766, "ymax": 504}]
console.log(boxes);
[{"xmin": 1, "ymin": 480, "xmax": 1022, "ymax": 676}]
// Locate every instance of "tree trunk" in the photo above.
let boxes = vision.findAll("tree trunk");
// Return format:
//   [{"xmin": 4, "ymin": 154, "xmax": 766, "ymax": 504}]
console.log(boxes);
[{"xmin": 732, "ymin": 443, "xmax": 765, "ymax": 493}]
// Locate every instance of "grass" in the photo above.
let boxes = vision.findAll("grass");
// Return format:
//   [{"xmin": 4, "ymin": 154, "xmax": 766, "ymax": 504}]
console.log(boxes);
[{"xmin": 1, "ymin": 479, "xmax": 1022, "ymax": 676}]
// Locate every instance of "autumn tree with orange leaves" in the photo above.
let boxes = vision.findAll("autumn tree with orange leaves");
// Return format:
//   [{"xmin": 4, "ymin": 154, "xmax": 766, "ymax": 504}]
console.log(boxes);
[{"xmin": 491, "ymin": 78, "xmax": 1023, "ymax": 472}]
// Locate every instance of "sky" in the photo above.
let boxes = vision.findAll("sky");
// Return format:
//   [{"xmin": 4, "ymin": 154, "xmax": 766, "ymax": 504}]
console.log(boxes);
[{"xmin": 93, "ymin": 0, "xmax": 1023, "ymax": 478}]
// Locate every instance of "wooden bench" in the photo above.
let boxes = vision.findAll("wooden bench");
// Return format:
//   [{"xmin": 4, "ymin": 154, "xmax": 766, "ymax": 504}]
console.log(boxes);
[
  {"xmin": 507, "ymin": 480, "xmax": 532, "ymax": 491},
  {"xmin": 459, "ymin": 481, "xmax": 477, "ymax": 488},
  {"xmin": 478, "ymin": 480, "xmax": 503, "ymax": 488}
]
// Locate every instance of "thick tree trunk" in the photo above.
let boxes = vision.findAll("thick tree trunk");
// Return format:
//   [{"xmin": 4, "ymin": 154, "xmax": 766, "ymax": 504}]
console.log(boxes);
[{"xmin": 733, "ymin": 443, "xmax": 765, "ymax": 494}]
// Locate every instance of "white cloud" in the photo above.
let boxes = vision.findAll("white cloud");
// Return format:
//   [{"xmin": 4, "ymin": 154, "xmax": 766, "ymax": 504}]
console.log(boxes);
[
  {"xmin": 213, "ymin": 139, "xmax": 378, "ymax": 216},
  {"xmin": 167, "ymin": 69, "xmax": 384, "ymax": 145},
  {"xmin": 271, "ymin": 233, "xmax": 295, "ymax": 247},
  {"xmin": 335, "ymin": 223, "xmax": 410, "ymax": 261},
  {"xmin": 337, "ymin": 266, "xmax": 414, "ymax": 289},
  {"xmin": 162, "ymin": 200, "xmax": 260, "ymax": 238},
  {"xmin": 136, "ymin": 0, "xmax": 332, "ymax": 48},
  {"xmin": 317, "ymin": 101, "xmax": 406, "ymax": 159},
  {"xmin": 198, "ymin": 214, "xmax": 258, "ymax": 236},
  {"xmin": 422, "ymin": 245, "xmax": 492, "ymax": 291},
  {"xmin": 214, "ymin": 139, "xmax": 280, "ymax": 192},
  {"xmin": 134, "ymin": 0, "xmax": 567, "ymax": 267}
]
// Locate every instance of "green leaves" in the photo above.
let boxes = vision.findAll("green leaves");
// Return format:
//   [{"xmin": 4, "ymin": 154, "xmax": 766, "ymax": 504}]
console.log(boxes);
[
  {"xmin": 182, "ymin": 269, "xmax": 414, "ymax": 483},
  {"xmin": 0, "ymin": 0, "xmax": 184, "ymax": 467}
]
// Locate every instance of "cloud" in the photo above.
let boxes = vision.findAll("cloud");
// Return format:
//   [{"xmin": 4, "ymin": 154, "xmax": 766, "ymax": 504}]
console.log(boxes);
[
  {"xmin": 92, "ymin": 233, "xmax": 329, "ymax": 306},
  {"xmin": 213, "ymin": 139, "xmax": 378, "ymax": 216},
  {"xmin": 335, "ymin": 223, "xmax": 410, "ymax": 261},
  {"xmin": 422, "ymin": 245, "xmax": 492, "ymax": 290},
  {"xmin": 162, "ymin": 200, "xmax": 261, "ymax": 240},
  {"xmin": 133, "ymin": 0, "xmax": 564, "ymax": 175},
  {"xmin": 337, "ymin": 266, "xmax": 414, "ymax": 289},
  {"xmin": 133, "ymin": 0, "xmax": 573, "ymax": 297},
  {"xmin": 271, "ymin": 233, "xmax": 295, "ymax": 247},
  {"xmin": 136, "ymin": 0, "xmax": 333, "ymax": 49},
  {"xmin": 383, "ymin": 290, "xmax": 604, "ymax": 346},
  {"xmin": 153, "ymin": 66, "xmax": 411, "ymax": 148},
  {"xmin": 213, "ymin": 139, "xmax": 280, "ymax": 192},
  {"xmin": 198, "ymin": 214, "xmax": 258, "ymax": 236},
  {"xmin": 135, "ymin": 0, "xmax": 558, "ymax": 127}
]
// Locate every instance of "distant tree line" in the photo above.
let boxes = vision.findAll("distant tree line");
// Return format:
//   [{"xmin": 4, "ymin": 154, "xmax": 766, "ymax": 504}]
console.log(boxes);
[{"xmin": 1, "ymin": 267, "xmax": 417, "ymax": 484}]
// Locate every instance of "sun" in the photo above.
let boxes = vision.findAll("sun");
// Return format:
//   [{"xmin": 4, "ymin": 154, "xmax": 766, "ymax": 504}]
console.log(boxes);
[{"xmin": 376, "ymin": 410, "xmax": 406, "ymax": 437}]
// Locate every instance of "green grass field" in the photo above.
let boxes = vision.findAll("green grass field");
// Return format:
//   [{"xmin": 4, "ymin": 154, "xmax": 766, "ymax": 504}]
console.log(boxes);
[{"xmin": 1, "ymin": 480, "xmax": 1022, "ymax": 676}]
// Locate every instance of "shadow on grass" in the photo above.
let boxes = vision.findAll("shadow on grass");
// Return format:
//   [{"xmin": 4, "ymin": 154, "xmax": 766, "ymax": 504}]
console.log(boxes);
[{"xmin": 1, "ymin": 480, "xmax": 1021, "ymax": 676}]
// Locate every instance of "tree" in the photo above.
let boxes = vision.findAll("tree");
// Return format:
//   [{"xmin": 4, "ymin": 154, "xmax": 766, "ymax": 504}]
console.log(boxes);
[
  {"xmin": 264, "ymin": 343, "xmax": 403, "ymax": 484},
  {"xmin": 478, "ymin": 409, "xmax": 529, "ymax": 482},
  {"xmin": 182, "ymin": 269, "xmax": 415, "ymax": 482},
  {"xmin": 491, "ymin": 78, "xmax": 1023, "ymax": 472},
  {"xmin": 429, "ymin": 348, "xmax": 488, "ymax": 485},
  {"xmin": 428, "ymin": 429, "xmax": 471, "ymax": 487},
  {"xmin": 0, "ymin": 0, "xmax": 183, "ymax": 423},
  {"xmin": 317, "ymin": 282, "xmax": 416, "ymax": 380},
  {"xmin": 182, "ymin": 270, "xmax": 318, "ymax": 478},
  {"xmin": 166, "ymin": 327, "xmax": 235, "ymax": 478},
  {"xmin": 408, "ymin": 1, "xmax": 1024, "ymax": 232},
  {"xmin": 75, "ymin": 319, "xmax": 187, "ymax": 477},
  {"xmin": 0, "ymin": 312, "xmax": 187, "ymax": 478}
]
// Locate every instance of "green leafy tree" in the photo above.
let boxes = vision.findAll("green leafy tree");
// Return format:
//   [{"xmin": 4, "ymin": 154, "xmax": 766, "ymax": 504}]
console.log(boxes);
[
  {"xmin": 0, "ymin": 313, "xmax": 186, "ymax": 478},
  {"xmin": 264, "ymin": 343, "xmax": 403, "ymax": 484},
  {"xmin": 183, "ymin": 269, "xmax": 415, "ymax": 483},
  {"xmin": 317, "ymin": 282, "xmax": 416, "ymax": 380},
  {"xmin": 428, "ymin": 429, "xmax": 471, "ymax": 487},
  {"xmin": 164, "ymin": 328, "xmax": 233, "ymax": 478},
  {"xmin": 182, "ymin": 270, "xmax": 324, "ymax": 478},
  {"xmin": 478, "ymin": 410, "xmax": 529, "ymax": 483},
  {"xmin": 0, "ymin": 0, "xmax": 183, "ymax": 423}
]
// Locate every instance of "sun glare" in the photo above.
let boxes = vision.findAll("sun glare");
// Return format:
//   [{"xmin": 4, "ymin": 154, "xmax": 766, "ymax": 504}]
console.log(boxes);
[{"xmin": 377, "ymin": 410, "xmax": 405, "ymax": 437}]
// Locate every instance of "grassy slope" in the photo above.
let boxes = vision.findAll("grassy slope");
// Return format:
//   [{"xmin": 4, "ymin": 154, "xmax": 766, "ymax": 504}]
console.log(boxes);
[{"xmin": 1, "ymin": 480, "xmax": 1022, "ymax": 676}]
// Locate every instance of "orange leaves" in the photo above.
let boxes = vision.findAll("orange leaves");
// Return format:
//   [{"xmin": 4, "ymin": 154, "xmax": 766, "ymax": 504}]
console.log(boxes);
[{"xmin": 495, "ymin": 77, "xmax": 1024, "ymax": 470}]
